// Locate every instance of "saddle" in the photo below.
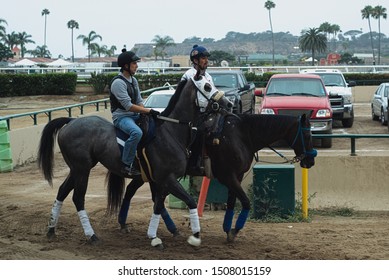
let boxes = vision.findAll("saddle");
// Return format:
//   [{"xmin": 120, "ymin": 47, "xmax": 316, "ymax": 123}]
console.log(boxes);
[{"xmin": 115, "ymin": 114, "xmax": 156, "ymax": 182}]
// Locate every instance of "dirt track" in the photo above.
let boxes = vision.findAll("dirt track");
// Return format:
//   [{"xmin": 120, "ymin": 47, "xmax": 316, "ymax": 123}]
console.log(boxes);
[{"xmin": 1, "ymin": 92, "xmax": 389, "ymax": 260}]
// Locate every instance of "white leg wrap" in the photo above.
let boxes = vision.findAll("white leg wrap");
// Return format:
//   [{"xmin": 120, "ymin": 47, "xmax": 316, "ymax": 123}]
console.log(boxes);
[
  {"xmin": 48, "ymin": 199, "xmax": 63, "ymax": 228},
  {"xmin": 189, "ymin": 208, "xmax": 201, "ymax": 234},
  {"xmin": 147, "ymin": 213, "xmax": 161, "ymax": 239},
  {"xmin": 77, "ymin": 210, "xmax": 95, "ymax": 238}
]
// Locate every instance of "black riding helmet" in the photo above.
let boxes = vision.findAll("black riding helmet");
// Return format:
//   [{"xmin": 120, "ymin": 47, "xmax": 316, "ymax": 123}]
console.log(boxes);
[
  {"xmin": 190, "ymin": 45, "xmax": 210, "ymax": 62},
  {"xmin": 117, "ymin": 48, "xmax": 140, "ymax": 67}
]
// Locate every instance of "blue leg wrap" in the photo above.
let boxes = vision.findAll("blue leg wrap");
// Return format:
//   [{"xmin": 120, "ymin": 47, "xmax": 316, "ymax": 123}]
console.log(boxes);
[
  {"xmin": 161, "ymin": 208, "xmax": 177, "ymax": 234},
  {"xmin": 118, "ymin": 200, "xmax": 130, "ymax": 225},
  {"xmin": 223, "ymin": 209, "xmax": 235, "ymax": 233},
  {"xmin": 235, "ymin": 209, "xmax": 249, "ymax": 231}
]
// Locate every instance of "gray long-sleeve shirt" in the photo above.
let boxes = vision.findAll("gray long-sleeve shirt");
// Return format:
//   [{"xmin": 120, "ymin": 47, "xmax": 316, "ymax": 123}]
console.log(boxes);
[{"xmin": 110, "ymin": 73, "xmax": 144, "ymax": 121}]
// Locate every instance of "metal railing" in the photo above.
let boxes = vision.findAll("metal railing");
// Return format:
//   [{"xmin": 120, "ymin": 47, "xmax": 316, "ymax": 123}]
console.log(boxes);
[
  {"xmin": 313, "ymin": 134, "xmax": 389, "ymax": 156},
  {"xmin": 0, "ymin": 83, "xmax": 176, "ymax": 130}
]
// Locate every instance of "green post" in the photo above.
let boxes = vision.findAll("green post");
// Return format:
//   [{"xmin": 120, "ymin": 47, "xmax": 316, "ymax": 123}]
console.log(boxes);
[{"xmin": 0, "ymin": 120, "xmax": 13, "ymax": 172}]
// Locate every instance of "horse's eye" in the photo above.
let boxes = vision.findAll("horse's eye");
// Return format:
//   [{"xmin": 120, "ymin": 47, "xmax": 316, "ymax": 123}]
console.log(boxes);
[{"xmin": 204, "ymin": 83, "xmax": 212, "ymax": 92}]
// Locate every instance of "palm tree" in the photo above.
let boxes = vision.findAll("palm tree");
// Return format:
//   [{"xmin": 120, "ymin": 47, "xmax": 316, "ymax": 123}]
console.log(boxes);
[
  {"xmin": 77, "ymin": 31, "xmax": 102, "ymax": 62},
  {"xmin": 361, "ymin": 5, "xmax": 376, "ymax": 65},
  {"xmin": 2, "ymin": 31, "xmax": 19, "ymax": 51},
  {"xmin": 0, "ymin": 18, "xmax": 7, "ymax": 38},
  {"xmin": 28, "ymin": 45, "xmax": 51, "ymax": 58},
  {"xmin": 151, "ymin": 35, "xmax": 175, "ymax": 60},
  {"xmin": 106, "ymin": 45, "xmax": 117, "ymax": 57},
  {"xmin": 299, "ymin": 28, "xmax": 327, "ymax": 66},
  {"xmin": 17, "ymin": 32, "xmax": 35, "ymax": 58},
  {"xmin": 264, "ymin": 0, "xmax": 276, "ymax": 66},
  {"xmin": 67, "ymin": 19, "xmax": 79, "ymax": 62},
  {"xmin": 41, "ymin": 9, "xmax": 50, "ymax": 46},
  {"xmin": 372, "ymin": 5, "xmax": 387, "ymax": 65},
  {"xmin": 91, "ymin": 44, "xmax": 108, "ymax": 57}
]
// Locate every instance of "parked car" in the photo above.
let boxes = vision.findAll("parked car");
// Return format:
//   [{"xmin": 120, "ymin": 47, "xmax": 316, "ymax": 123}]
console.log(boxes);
[
  {"xmin": 300, "ymin": 69, "xmax": 355, "ymax": 128},
  {"xmin": 256, "ymin": 73, "xmax": 333, "ymax": 148},
  {"xmin": 143, "ymin": 89, "xmax": 175, "ymax": 112},
  {"xmin": 371, "ymin": 82, "xmax": 389, "ymax": 125},
  {"xmin": 208, "ymin": 70, "xmax": 255, "ymax": 114}
]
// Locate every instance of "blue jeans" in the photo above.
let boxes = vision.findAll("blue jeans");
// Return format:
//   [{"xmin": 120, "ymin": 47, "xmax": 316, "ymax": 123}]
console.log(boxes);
[{"xmin": 113, "ymin": 115, "xmax": 142, "ymax": 166}]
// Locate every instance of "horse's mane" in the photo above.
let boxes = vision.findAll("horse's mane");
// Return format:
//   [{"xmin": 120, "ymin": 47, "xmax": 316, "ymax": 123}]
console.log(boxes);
[
  {"xmin": 230, "ymin": 114, "xmax": 298, "ymax": 136},
  {"xmin": 160, "ymin": 79, "xmax": 188, "ymax": 117}
]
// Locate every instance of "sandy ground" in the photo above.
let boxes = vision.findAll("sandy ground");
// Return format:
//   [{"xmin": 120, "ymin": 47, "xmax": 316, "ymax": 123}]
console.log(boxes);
[{"xmin": 1, "ymin": 92, "xmax": 389, "ymax": 260}]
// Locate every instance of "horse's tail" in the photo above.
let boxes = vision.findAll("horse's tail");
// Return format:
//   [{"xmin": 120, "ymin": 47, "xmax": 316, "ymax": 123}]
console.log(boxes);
[
  {"xmin": 37, "ymin": 117, "xmax": 74, "ymax": 186},
  {"xmin": 106, "ymin": 171, "xmax": 125, "ymax": 215}
]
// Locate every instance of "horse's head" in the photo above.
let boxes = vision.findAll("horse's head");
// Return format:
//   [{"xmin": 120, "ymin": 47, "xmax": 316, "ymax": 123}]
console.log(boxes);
[
  {"xmin": 290, "ymin": 114, "xmax": 317, "ymax": 168},
  {"xmin": 190, "ymin": 75, "xmax": 233, "ymax": 113}
]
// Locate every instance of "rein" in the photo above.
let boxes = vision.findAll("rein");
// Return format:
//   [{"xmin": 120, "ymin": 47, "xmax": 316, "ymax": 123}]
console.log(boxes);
[{"xmin": 254, "ymin": 116, "xmax": 317, "ymax": 164}]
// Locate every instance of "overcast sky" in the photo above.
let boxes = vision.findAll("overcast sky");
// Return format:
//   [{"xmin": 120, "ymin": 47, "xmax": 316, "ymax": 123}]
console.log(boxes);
[{"xmin": 1, "ymin": 0, "xmax": 387, "ymax": 58}]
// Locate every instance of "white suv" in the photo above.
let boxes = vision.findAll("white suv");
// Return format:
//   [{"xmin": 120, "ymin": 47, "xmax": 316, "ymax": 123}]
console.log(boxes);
[{"xmin": 300, "ymin": 69, "xmax": 356, "ymax": 128}]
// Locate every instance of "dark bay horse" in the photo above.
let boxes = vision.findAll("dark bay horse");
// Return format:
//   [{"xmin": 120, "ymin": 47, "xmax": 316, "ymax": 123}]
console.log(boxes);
[
  {"xmin": 118, "ymin": 113, "xmax": 317, "ymax": 242},
  {"xmin": 37, "ymin": 75, "xmax": 232, "ymax": 246}
]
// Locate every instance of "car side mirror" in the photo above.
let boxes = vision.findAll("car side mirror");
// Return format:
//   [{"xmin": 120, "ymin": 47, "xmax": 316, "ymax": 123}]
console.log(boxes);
[
  {"xmin": 348, "ymin": 81, "xmax": 356, "ymax": 87},
  {"xmin": 239, "ymin": 84, "xmax": 250, "ymax": 91},
  {"xmin": 254, "ymin": 89, "xmax": 263, "ymax": 97}
]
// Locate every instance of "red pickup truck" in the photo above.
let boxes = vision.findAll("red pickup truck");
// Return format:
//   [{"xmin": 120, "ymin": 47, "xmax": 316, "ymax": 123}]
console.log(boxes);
[{"xmin": 255, "ymin": 73, "xmax": 333, "ymax": 148}]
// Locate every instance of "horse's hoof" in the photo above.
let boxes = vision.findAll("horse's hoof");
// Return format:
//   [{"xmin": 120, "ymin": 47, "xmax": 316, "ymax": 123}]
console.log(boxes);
[
  {"xmin": 87, "ymin": 234, "xmax": 100, "ymax": 245},
  {"xmin": 47, "ymin": 228, "xmax": 56, "ymax": 240},
  {"xmin": 120, "ymin": 224, "xmax": 130, "ymax": 233},
  {"xmin": 227, "ymin": 228, "xmax": 238, "ymax": 243},
  {"xmin": 172, "ymin": 230, "xmax": 181, "ymax": 237},
  {"xmin": 151, "ymin": 237, "xmax": 164, "ymax": 250},
  {"xmin": 187, "ymin": 235, "xmax": 201, "ymax": 247}
]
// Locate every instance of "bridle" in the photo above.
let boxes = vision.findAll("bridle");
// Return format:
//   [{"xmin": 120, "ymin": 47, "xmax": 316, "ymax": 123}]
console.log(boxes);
[{"xmin": 290, "ymin": 116, "xmax": 318, "ymax": 163}]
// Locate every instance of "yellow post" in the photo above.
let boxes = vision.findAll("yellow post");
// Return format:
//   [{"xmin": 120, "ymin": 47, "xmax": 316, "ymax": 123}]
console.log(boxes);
[{"xmin": 301, "ymin": 168, "xmax": 308, "ymax": 219}]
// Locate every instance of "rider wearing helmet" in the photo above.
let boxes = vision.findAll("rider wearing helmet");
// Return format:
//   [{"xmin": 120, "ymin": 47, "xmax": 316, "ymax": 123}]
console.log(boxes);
[
  {"xmin": 182, "ymin": 45, "xmax": 214, "ymax": 86},
  {"xmin": 110, "ymin": 48, "xmax": 159, "ymax": 177}
]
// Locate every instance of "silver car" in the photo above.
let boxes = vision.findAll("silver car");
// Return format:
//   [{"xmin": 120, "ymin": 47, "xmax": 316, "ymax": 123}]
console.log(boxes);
[{"xmin": 371, "ymin": 83, "xmax": 389, "ymax": 125}]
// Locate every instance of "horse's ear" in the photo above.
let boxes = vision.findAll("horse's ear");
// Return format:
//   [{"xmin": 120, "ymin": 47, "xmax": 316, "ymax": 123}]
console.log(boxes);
[
  {"xmin": 300, "ymin": 114, "xmax": 306, "ymax": 123},
  {"xmin": 194, "ymin": 69, "xmax": 201, "ymax": 81}
]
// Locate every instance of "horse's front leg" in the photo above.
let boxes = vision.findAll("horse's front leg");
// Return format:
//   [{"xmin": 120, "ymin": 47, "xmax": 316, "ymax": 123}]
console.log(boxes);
[
  {"xmin": 168, "ymin": 180, "xmax": 201, "ymax": 246},
  {"xmin": 227, "ymin": 194, "xmax": 250, "ymax": 243},
  {"xmin": 147, "ymin": 192, "xmax": 167, "ymax": 250}
]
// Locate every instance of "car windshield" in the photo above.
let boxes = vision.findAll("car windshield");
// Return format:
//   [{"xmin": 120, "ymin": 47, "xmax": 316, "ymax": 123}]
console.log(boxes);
[
  {"xmin": 211, "ymin": 74, "xmax": 238, "ymax": 88},
  {"xmin": 315, "ymin": 73, "xmax": 345, "ymax": 87},
  {"xmin": 267, "ymin": 78, "xmax": 326, "ymax": 97},
  {"xmin": 144, "ymin": 93, "xmax": 172, "ymax": 108}
]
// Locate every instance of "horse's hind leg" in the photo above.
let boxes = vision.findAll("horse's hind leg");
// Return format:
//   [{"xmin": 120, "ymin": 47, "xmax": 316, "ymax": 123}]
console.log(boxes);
[
  {"xmin": 71, "ymin": 170, "xmax": 99, "ymax": 244},
  {"xmin": 118, "ymin": 176, "xmax": 144, "ymax": 232},
  {"xmin": 47, "ymin": 174, "xmax": 75, "ymax": 239}
]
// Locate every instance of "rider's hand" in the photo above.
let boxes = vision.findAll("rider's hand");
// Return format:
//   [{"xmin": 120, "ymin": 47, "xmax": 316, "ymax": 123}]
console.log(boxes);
[{"xmin": 149, "ymin": 109, "xmax": 160, "ymax": 117}]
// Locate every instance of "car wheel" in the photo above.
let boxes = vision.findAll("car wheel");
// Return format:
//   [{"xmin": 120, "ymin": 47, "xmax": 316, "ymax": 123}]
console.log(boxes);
[
  {"xmin": 233, "ymin": 103, "xmax": 242, "ymax": 114},
  {"xmin": 372, "ymin": 105, "xmax": 379, "ymax": 121},
  {"xmin": 342, "ymin": 111, "xmax": 354, "ymax": 128},
  {"xmin": 321, "ymin": 137, "xmax": 332, "ymax": 148},
  {"xmin": 321, "ymin": 129, "xmax": 332, "ymax": 148},
  {"xmin": 380, "ymin": 108, "xmax": 387, "ymax": 125}
]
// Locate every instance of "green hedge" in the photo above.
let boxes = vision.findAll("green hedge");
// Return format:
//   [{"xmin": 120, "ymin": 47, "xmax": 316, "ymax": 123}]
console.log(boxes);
[
  {"xmin": 2, "ymin": 71, "xmax": 389, "ymax": 98},
  {"xmin": 0, "ymin": 73, "xmax": 77, "ymax": 97}
]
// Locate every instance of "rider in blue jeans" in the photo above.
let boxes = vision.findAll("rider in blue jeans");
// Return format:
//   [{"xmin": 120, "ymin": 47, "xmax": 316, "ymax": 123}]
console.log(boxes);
[{"xmin": 110, "ymin": 48, "xmax": 159, "ymax": 176}]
